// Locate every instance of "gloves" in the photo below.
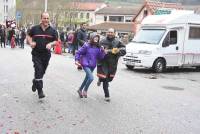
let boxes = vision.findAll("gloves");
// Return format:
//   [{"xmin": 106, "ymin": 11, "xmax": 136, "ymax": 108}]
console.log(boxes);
[{"xmin": 111, "ymin": 48, "xmax": 119, "ymax": 54}]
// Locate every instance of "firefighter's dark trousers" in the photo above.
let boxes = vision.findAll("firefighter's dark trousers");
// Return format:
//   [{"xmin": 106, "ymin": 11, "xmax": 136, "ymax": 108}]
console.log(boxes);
[{"xmin": 32, "ymin": 54, "xmax": 51, "ymax": 90}]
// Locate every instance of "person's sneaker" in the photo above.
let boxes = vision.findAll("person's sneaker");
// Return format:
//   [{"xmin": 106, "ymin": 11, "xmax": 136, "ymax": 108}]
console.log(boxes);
[
  {"xmin": 104, "ymin": 97, "xmax": 110, "ymax": 102},
  {"xmin": 32, "ymin": 80, "xmax": 36, "ymax": 92},
  {"xmin": 38, "ymin": 89, "xmax": 45, "ymax": 99},
  {"xmin": 83, "ymin": 91, "xmax": 87, "ymax": 98},
  {"xmin": 97, "ymin": 80, "xmax": 101, "ymax": 86},
  {"xmin": 77, "ymin": 90, "xmax": 83, "ymax": 98}
]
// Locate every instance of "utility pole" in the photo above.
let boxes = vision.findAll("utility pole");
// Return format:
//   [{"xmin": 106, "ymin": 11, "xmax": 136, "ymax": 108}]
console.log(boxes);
[{"xmin": 45, "ymin": 0, "xmax": 48, "ymax": 12}]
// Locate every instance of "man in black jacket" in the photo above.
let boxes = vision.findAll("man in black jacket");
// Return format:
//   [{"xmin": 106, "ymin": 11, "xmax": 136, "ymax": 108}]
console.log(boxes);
[
  {"xmin": 77, "ymin": 22, "xmax": 88, "ymax": 48},
  {"xmin": 97, "ymin": 28, "xmax": 126, "ymax": 102}
]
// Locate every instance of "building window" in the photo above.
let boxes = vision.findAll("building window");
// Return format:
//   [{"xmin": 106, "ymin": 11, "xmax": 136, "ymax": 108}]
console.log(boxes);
[
  {"xmin": 4, "ymin": 16, "xmax": 8, "ymax": 21},
  {"xmin": 6, "ymin": 5, "xmax": 8, "ymax": 13},
  {"xmin": 71, "ymin": 12, "xmax": 78, "ymax": 18},
  {"xmin": 125, "ymin": 16, "xmax": 132, "ymax": 22},
  {"xmin": 86, "ymin": 13, "xmax": 89, "ymax": 19},
  {"xmin": 104, "ymin": 16, "xmax": 107, "ymax": 21},
  {"xmin": 80, "ymin": 13, "xmax": 84, "ymax": 18},
  {"xmin": 4, "ymin": 5, "xmax": 8, "ymax": 13},
  {"xmin": 109, "ymin": 16, "xmax": 124, "ymax": 22},
  {"xmin": 4, "ymin": 5, "xmax": 6, "ymax": 13},
  {"xmin": 65, "ymin": 12, "xmax": 68, "ymax": 18},
  {"xmin": 143, "ymin": 9, "xmax": 148, "ymax": 18},
  {"xmin": 126, "ymin": 20, "xmax": 131, "ymax": 22},
  {"xmin": 189, "ymin": 26, "xmax": 200, "ymax": 39}
]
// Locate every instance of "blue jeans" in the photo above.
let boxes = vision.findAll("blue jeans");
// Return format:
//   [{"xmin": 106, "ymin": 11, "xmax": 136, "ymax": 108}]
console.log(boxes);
[
  {"xmin": 68, "ymin": 43, "xmax": 73, "ymax": 53},
  {"xmin": 79, "ymin": 67, "xmax": 94, "ymax": 92}
]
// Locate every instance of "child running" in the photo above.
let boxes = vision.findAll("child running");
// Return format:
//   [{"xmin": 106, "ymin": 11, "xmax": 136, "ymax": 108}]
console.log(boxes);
[{"xmin": 75, "ymin": 33, "xmax": 105, "ymax": 98}]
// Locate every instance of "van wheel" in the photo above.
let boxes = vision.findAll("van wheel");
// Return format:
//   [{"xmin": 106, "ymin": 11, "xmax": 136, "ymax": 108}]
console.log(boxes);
[
  {"xmin": 153, "ymin": 58, "xmax": 166, "ymax": 73},
  {"xmin": 126, "ymin": 65, "xmax": 134, "ymax": 70}
]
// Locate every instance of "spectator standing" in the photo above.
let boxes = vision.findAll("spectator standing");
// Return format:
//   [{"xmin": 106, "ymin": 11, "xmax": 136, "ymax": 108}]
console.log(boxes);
[
  {"xmin": 0, "ymin": 25, "xmax": 6, "ymax": 48},
  {"xmin": 77, "ymin": 22, "xmax": 88, "ymax": 49},
  {"xmin": 67, "ymin": 30, "xmax": 74, "ymax": 53},
  {"xmin": 20, "ymin": 28, "xmax": 26, "ymax": 48}
]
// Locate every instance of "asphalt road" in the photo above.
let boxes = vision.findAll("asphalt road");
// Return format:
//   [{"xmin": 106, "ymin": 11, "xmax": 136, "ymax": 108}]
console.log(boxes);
[{"xmin": 0, "ymin": 45, "xmax": 200, "ymax": 134}]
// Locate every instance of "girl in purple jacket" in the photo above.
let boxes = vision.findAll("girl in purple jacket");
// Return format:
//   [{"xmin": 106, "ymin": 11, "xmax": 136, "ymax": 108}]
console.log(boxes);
[{"xmin": 75, "ymin": 34, "xmax": 105, "ymax": 98}]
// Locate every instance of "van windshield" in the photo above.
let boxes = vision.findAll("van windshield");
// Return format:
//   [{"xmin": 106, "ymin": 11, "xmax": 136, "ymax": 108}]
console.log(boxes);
[{"xmin": 132, "ymin": 29, "xmax": 166, "ymax": 44}]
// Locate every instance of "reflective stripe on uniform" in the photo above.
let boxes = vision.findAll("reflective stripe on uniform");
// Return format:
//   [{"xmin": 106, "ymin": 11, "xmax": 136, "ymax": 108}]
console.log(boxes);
[
  {"xmin": 97, "ymin": 73, "xmax": 107, "ymax": 78},
  {"xmin": 34, "ymin": 78, "xmax": 43, "ymax": 81},
  {"xmin": 110, "ymin": 74, "xmax": 115, "ymax": 77}
]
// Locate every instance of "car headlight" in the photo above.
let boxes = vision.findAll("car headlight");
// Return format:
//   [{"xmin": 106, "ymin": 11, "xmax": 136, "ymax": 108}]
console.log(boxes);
[{"xmin": 138, "ymin": 50, "xmax": 152, "ymax": 55}]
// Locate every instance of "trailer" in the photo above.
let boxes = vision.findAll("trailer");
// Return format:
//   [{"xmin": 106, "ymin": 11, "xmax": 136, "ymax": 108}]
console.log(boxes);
[{"xmin": 123, "ymin": 10, "xmax": 200, "ymax": 72}]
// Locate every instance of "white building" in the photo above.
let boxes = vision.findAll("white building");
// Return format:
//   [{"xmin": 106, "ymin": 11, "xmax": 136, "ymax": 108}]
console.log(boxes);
[
  {"xmin": 64, "ymin": 2, "xmax": 107, "ymax": 26},
  {"xmin": 87, "ymin": 5, "xmax": 139, "ymax": 35},
  {"xmin": 95, "ymin": 6, "xmax": 139, "ymax": 24},
  {"xmin": 0, "ymin": 0, "xmax": 16, "ymax": 23}
]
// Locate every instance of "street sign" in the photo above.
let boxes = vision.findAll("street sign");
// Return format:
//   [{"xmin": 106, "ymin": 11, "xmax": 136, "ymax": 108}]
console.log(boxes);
[{"xmin": 16, "ymin": 11, "xmax": 22, "ymax": 20}]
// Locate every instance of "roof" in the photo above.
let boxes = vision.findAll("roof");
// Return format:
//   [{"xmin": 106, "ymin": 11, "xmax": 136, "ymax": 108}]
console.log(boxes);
[
  {"xmin": 145, "ymin": 1, "xmax": 183, "ymax": 14},
  {"xmin": 66, "ymin": 2, "xmax": 106, "ymax": 11},
  {"xmin": 96, "ymin": 6, "xmax": 140, "ymax": 15},
  {"xmin": 141, "ymin": 10, "xmax": 200, "ymax": 25},
  {"xmin": 86, "ymin": 22, "xmax": 135, "ymax": 33},
  {"xmin": 133, "ymin": 1, "xmax": 183, "ymax": 21}
]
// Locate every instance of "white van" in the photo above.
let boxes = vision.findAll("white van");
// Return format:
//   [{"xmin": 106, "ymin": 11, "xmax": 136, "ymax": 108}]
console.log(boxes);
[{"xmin": 123, "ymin": 10, "xmax": 200, "ymax": 73}]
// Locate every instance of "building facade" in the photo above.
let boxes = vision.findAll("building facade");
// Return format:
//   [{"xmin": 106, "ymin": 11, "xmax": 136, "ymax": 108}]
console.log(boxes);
[
  {"xmin": 95, "ymin": 6, "xmax": 139, "ymax": 24},
  {"xmin": 64, "ymin": 2, "xmax": 107, "ymax": 26},
  {"xmin": 87, "ymin": 5, "xmax": 139, "ymax": 36},
  {"xmin": 132, "ymin": 1, "xmax": 183, "ymax": 33},
  {"xmin": 0, "ymin": 0, "xmax": 16, "ymax": 23}
]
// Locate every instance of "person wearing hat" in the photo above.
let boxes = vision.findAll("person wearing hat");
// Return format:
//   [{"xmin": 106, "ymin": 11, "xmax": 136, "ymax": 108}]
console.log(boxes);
[
  {"xmin": 75, "ymin": 33, "xmax": 105, "ymax": 98},
  {"xmin": 97, "ymin": 28, "xmax": 126, "ymax": 102}
]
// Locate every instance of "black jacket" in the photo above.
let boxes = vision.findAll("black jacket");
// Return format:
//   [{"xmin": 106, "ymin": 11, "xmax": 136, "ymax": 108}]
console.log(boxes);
[
  {"xmin": 77, "ymin": 28, "xmax": 87, "ymax": 46},
  {"xmin": 97, "ymin": 37, "xmax": 126, "ymax": 82}
]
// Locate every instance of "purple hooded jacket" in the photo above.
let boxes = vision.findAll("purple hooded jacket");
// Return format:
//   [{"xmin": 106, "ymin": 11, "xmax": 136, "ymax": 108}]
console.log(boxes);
[{"xmin": 75, "ymin": 42, "xmax": 105, "ymax": 69}]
